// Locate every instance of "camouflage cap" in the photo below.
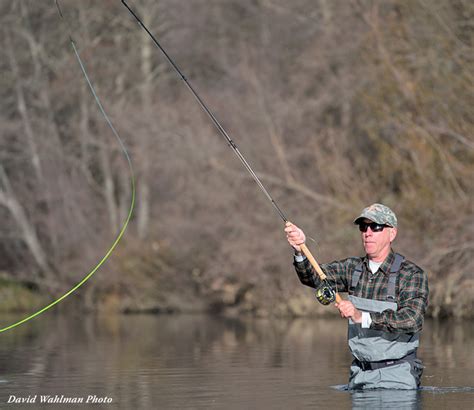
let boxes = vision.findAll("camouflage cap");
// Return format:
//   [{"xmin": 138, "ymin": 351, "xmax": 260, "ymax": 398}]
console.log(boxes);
[{"xmin": 353, "ymin": 203, "xmax": 398, "ymax": 228}]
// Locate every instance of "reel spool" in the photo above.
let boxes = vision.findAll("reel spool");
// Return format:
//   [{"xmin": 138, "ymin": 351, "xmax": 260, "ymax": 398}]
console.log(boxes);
[{"xmin": 315, "ymin": 283, "xmax": 336, "ymax": 305}]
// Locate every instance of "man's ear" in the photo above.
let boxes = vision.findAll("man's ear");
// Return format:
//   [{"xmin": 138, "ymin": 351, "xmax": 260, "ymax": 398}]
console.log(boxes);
[{"xmin": 389, "ymin": 227, "xmax": 398, "ymax": 243}]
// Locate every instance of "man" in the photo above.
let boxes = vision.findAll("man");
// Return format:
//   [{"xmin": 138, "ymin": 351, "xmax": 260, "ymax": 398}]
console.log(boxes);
[{"xmin": 285, "ymin": 203, "xmax": 429, "ymax": 390}]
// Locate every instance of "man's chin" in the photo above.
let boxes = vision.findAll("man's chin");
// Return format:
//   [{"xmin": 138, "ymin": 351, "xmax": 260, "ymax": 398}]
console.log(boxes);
[{"xmin": 364, "ymin": 245, "xmax": 376, "ymax": 255}]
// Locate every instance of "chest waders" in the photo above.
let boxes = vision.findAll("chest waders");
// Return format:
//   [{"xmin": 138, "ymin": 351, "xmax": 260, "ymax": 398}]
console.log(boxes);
[{"xmin": 347, "ymin": 254, "xmax": 424, "ymax": 390}]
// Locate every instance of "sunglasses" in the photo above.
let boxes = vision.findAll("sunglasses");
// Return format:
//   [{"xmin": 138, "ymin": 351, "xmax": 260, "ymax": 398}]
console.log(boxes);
[{"xmin": 358, "ymin": 222, "xmax": 388, "ymax": 233}]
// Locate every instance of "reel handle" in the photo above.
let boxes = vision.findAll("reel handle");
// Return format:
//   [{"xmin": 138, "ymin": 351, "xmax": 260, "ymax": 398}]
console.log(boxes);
[{"xmin": 300, "ymin": 243, "xmax": 342, "ymax": 304}]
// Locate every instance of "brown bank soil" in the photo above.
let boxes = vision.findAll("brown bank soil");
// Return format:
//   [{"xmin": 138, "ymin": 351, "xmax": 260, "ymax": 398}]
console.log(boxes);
[
  {"xmin": 0, "ymin": 255, "xmax": 472, "ymax": 320},
  {"xmin": 90, "ymin": 246, "xmax": 473, "ymax": 320}
]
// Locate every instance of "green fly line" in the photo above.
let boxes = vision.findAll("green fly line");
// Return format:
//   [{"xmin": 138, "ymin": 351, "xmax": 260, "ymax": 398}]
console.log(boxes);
[{"xmin": 0, "ymin": 2, "xmax": 135, "ymax": 333}]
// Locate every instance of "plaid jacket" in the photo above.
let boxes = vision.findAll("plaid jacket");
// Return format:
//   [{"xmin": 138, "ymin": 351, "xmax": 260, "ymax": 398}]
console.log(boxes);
[{"xmin": 294, "ymin": 250, "xmax": 429, "ymax": 333}]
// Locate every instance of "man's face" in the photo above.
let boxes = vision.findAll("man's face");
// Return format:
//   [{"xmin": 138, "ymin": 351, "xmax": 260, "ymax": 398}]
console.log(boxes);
[{"xmin": 359, "ymin": 218, "xmax": 397, "ymax": 262}]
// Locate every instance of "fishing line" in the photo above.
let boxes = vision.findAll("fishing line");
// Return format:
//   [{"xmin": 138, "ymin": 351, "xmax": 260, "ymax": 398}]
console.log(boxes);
[
  {"xmin": 120, "ymin": 1, "xmax": 340, "ymax": 303},
  {"xmin": 0, "ymin": 1, "xmax": 136, "ymax": 332}
]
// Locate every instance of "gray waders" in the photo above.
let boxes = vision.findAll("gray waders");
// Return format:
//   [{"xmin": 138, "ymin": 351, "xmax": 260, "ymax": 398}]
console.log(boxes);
[{"xmin": 347, "ymin": 254, "xmax": 424, "ymax": 390}]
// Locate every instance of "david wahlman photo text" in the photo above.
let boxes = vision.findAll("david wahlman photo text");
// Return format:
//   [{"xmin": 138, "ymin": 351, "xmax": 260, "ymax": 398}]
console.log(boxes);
[{"xmin": 7, "ymin": 394, "xmax": 113, "ymax": 404}]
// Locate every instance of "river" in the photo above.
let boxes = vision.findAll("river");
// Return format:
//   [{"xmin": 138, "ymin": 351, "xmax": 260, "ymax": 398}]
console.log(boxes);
[{"xmin": 0, "ymin": 314, "xmax": 472, "ymax": 409}]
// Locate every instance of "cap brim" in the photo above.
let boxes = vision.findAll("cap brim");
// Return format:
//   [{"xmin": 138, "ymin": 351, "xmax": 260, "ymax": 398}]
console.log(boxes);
[{"xmin": 353, "ymin": 217, "xmax": 367, "ymax": 225}]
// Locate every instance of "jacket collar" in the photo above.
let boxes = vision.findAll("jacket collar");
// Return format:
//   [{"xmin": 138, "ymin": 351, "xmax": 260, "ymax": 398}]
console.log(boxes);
[{"xmin": 363, "ymin": 249, "xmax": 396, "ymax": 275}]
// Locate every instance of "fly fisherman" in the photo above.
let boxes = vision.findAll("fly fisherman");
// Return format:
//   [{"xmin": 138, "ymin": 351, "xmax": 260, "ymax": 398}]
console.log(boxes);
[{"xmin": 285, "ymin": 203, "xmax": 429, "ymax": 390}]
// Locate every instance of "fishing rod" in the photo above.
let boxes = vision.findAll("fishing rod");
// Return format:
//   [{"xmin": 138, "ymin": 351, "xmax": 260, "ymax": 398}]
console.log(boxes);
[{"xmin": 121, "ymin": 0, "xmax": 341, "ymax": 305}]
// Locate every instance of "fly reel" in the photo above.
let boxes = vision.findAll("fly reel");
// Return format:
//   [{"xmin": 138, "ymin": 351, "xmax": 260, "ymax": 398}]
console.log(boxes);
[{"xmin": 315, "ymin": 282, "xmax": 336, "ymax": 305}]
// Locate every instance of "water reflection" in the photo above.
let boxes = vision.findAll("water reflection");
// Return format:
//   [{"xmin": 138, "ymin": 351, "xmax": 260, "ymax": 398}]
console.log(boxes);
[
  {"xmin": 0, "ymin": 314, "xmax": 472, "ymax": 409},
  {"xmin": 350, "ymin": 388, "xmax": 421, "ymax": 409},
  {"xmin": 332, "ymin": 385, "xmax": 422, "ymax": 409}
]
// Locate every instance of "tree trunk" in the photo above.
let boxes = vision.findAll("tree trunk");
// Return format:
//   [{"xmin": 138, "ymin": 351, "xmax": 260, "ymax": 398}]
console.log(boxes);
[
  {"xmin": 0, "ymin": 166, "xmax": 51, "ymax": 274},
  {"xmin": 137, "ymin": 12, "xmax": 153, "ymax": 240}
]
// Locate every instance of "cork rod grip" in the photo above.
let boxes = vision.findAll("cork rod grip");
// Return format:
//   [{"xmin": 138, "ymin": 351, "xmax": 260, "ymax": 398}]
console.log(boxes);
[{"xmin": 300, "ymin": 243, "xmax": 343, "ymax": 304}]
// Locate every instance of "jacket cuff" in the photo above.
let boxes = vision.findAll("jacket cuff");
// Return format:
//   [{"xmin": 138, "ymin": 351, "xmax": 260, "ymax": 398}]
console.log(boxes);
[
  {"xmin": 361, "ymin": 311, "xmax": 372, "ymax": 328},
  {"xmin": 294, "ymin": 254, "xmax": 306, "ymax": 263}
]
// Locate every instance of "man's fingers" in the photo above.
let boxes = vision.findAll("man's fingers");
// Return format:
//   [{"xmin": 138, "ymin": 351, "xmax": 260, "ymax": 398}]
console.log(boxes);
[{"xmin": 336, "ymin": 301, "xmax": 354, "ymax": 318}]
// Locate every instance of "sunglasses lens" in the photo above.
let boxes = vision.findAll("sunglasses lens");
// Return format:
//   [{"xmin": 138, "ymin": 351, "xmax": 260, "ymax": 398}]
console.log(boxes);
[{"xmin": 358, "ymin": 223, "xmax": 386, "ymax": 232}]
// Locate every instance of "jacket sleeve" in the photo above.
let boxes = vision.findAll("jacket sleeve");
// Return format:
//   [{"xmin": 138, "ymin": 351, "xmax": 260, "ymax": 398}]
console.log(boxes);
[
  {"xmin": 293, "ymin": 256, "xmax": 350, "ymax": 293},
  {"xmin": 293, "ymin": 257, "xmax": 320, "ymax": 289}
]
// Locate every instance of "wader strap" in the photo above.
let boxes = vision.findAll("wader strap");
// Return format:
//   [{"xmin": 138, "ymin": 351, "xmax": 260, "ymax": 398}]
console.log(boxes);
[
  {"xmin": 390, "ymin": 253, "xmax": 405, "ymax": 273},
  {"xmin": 386, "ymin": 254, "xmax": 405, "ymax": 302},
  {"xmin": 351, "ymin": 254, "xmax": 405, "ymax": 299},
  {"xmin": 350, "ymin": 262, "xmax": 364, "ymax": 293},
  {"xmin": 355, "ymin": 350, "xmax": 417, "ymax": 371}
]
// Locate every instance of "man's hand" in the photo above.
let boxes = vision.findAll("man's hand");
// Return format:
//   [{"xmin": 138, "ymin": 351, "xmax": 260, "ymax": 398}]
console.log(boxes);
[
  {"xmin": 284, "ymin": 222, "xmax": 306, "ymax": 252},
  {"xmin": 335, "ymin": 300, "xmax": 362, "ymax": 323}
]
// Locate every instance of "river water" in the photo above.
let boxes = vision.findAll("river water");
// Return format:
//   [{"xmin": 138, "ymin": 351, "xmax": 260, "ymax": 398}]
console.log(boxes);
[{"xmin": 0, "ymin": 313, "xmax": 472, "ymax": 409}]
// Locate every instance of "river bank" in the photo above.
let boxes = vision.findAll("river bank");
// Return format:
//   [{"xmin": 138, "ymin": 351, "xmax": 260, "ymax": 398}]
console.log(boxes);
[{"xmin": 0, "ymin": 263, "xmax": 472, "ymax": 320}]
